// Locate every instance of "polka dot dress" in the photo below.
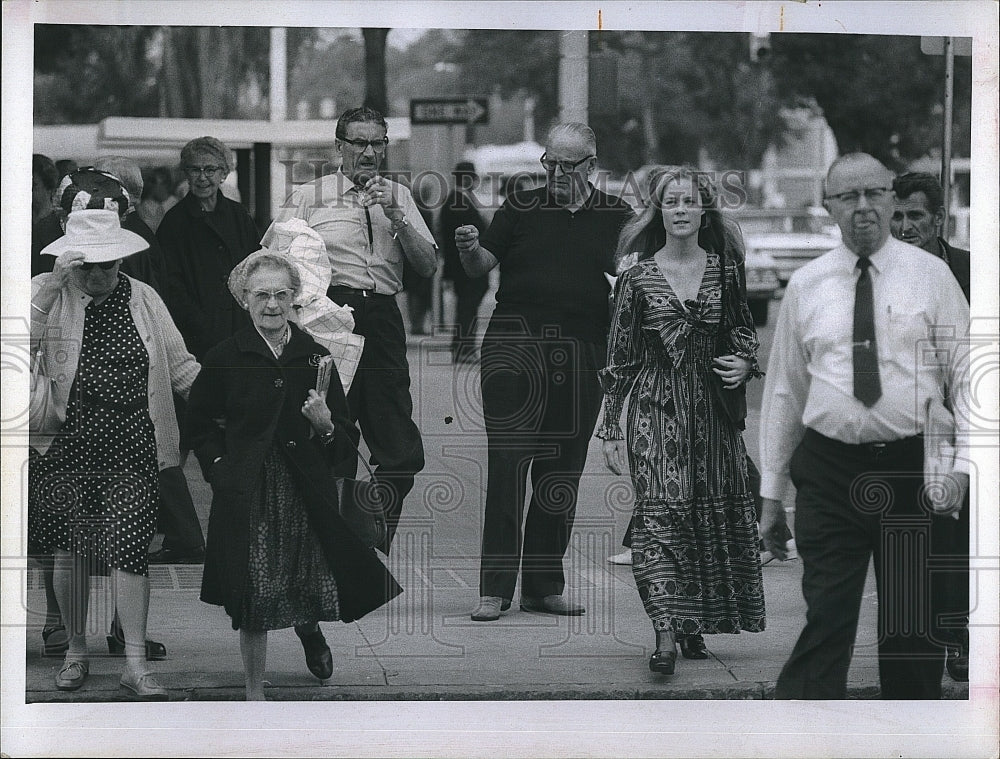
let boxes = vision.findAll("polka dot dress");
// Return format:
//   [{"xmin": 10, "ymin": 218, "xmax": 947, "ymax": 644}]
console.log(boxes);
[{"xmin": 29, "ymin": 277, "xmax": 159, "ymax": 576}]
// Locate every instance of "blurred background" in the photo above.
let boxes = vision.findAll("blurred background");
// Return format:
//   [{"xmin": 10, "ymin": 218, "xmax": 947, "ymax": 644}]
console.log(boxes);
[{"xmin": 32, "ymin": 26, "xmax": 973, "ymax": 328}]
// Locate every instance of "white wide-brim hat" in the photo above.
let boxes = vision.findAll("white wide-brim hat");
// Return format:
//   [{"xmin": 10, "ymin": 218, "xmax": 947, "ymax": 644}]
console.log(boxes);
[{"xmin": 40, "ymin": 209, "xmax": 149, "ymax": 263}]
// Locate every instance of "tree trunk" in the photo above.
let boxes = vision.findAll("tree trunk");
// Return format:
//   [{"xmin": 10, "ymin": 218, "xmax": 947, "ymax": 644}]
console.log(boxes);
[{"xmin": 362, "ymin": 28, "xmax": 390, "ymax": 115}]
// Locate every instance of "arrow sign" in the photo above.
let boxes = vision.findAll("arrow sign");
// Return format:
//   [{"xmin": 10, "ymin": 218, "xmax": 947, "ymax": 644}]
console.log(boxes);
[{"xmin": 410, "ymin": 98, "xmax": 490, "ymax": 125}]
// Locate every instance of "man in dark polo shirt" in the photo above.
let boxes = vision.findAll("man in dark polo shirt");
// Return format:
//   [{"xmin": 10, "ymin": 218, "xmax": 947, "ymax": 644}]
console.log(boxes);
[{"xmin": 455, "ymin": 123, "xmax": 632, "ymax": 621}]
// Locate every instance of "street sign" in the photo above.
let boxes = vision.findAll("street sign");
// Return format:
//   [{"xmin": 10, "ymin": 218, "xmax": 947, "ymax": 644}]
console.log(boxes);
[
  {"xmin": 920, "ymin": 36, "xmax": 972, "ymax": 56},
  {"xmin": 410, "ymin": 98, "xmax": 490, "ymax": 125}
]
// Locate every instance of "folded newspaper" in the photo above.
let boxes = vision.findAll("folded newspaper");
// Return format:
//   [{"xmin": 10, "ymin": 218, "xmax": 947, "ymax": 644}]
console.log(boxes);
[{"xmin": 923, "ymin": 395, "xmax": 960, "ymax": 520}]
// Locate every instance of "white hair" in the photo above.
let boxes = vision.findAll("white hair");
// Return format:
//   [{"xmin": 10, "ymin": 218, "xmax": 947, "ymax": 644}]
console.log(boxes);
[{"xmin": 545, "ymin": 122, "xmax": 597, "ymax": 156}]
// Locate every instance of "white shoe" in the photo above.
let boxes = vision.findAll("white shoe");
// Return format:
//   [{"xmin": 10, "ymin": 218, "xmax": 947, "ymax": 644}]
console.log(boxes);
[
  {"xmin": 785, "ymin": 539, "xmax": 798, "ymax": 561},
  {"xmin": 607, "ymin": 550, "xmax": 633, "ymax": 565}
]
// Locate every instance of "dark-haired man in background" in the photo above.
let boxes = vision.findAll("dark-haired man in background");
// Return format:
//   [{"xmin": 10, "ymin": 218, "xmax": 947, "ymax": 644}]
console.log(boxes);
[
  {"xmin": 891, "ymin": 172, "xmax": 970, "ymax": 301},
  {"xmin": 891, "ymin": 171, "xmax": 971, "ymax": 683}
]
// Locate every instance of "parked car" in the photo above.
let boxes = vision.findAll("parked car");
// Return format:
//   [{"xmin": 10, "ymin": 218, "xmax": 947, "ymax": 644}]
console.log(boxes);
[
  {"xmin": 737, "ymin": 207, "xmax": 842, "ymax": 288},
  {"xmin": 743, "ymin": 248, "xmax": 781, "ymax": 326},
  {"xmin": 745, "ymin": 230, "xmax": 841, "ymax": 288}
]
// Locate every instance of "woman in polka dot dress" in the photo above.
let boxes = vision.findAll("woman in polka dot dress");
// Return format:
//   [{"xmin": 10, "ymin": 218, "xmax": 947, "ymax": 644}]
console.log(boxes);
[{"xmin": 29, "ymin": 170, "xmax": 199, "ymax": 699}]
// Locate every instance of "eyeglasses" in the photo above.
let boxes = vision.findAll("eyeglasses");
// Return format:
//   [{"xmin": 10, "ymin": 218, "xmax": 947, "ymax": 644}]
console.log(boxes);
[
  {"xmin": 247, "ymin": 289, "xmax": 295, "ymax": 305},
  {"xmin": 340, "ymin": 137, "xmax": 389, "ymax": 154},
  {"xmin": 824, "ymin": 187, "xmax": 892, "ymax": 205},
  {"xmin": 80, "ymin": 260, "xmax": 118, "ymax": 271},
  {"xmin": 540, "ymin": 153, "xmax": 594, "ymax": 174},
  {"xmin": 184, "ymin": 165, "xmax": 225, "ymax": 177}
]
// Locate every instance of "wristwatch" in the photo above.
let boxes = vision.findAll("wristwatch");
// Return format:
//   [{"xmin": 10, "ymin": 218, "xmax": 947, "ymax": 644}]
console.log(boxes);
[{"xmin": 390, "ymin": 214, "xmax": 409, "ymax": 238}]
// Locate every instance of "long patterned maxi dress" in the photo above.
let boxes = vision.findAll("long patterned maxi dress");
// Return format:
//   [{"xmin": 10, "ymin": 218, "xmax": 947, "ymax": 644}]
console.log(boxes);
[{"xmin": 596, "ymin": 252, "xmax": 766, "ymax": 636}]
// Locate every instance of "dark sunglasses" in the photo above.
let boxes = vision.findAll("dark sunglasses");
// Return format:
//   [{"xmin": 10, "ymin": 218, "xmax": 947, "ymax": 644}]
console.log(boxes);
[{"xmin": 80, "ymin": 260, "xmax": 119, "ymax": 271}]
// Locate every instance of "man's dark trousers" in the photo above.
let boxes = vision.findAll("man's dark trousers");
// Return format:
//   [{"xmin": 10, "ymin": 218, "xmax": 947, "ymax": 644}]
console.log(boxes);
[
  {"xmin": 328, "ymin": 289, "xmax": 425, "ymax": 552},
  {"xmin": 478, "ymin": 324, "xmax": 604, "ymax": 600},
  {"xmin": 775, "ymin": 429, "xmax": 947, "ymax": 699}
]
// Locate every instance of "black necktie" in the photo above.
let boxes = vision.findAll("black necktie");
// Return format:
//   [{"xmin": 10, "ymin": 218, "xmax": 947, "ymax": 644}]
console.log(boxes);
[{"xmin": 853, "ymin": 256, "xmax": 881, "ymax": 407}]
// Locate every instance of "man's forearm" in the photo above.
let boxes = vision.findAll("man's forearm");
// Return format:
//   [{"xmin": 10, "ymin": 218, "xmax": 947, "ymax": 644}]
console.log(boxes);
[
  {"xmin": 461, "ymin": 242, "xmax": 497, "ymax": 278},
  {"xmin": 396, "ymin": 222, "xmax": 437, "ymax": 277}
]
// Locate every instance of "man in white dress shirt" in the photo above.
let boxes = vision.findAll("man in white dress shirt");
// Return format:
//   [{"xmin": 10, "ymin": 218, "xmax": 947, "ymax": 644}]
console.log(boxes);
[
  {"xmin": 759, "ymin": 153, "xmax": 970, "ymax": 699},
  {"xmin": 266, "ymin": 106, "xmax": 438, "ymax": 553}
]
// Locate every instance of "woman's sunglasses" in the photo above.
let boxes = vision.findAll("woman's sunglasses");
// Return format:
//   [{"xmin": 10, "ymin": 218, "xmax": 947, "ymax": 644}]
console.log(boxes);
[{"xmin": 80, "ymin": 260, "xmax": 119, "ymax": 271}]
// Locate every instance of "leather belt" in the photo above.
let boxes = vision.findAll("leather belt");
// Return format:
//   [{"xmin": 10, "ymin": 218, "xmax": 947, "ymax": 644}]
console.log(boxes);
[
  {"xmin": 327, "ymin": 285, "xmax": 380, "ymax": 298},
  {"xmin": 805, "ymin": 428, "xmax": 922, "ymax": 460}
]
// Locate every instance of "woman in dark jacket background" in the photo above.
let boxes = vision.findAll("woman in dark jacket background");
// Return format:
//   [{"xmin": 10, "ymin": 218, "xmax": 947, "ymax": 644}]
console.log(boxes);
[
  {"xmin": 158, "ymin": 136, "xmax": 260, "ymax": 360},
  {"xmin": 186, "ymin": 251, "xmax": 402, "ymax": 701}
]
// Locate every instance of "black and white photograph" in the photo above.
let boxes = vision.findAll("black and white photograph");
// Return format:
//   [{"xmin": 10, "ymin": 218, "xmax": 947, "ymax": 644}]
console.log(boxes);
[{"xmin": 2, "ymin": 1, "xmax": 998, "ymax": 757}]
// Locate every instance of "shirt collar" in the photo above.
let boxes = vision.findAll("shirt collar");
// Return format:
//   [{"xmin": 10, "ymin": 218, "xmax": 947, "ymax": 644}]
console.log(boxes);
[
  {"xmin": 836, "ymin": 234, "xmax": 895, "ymax": 275},
  {"xmin": 253, "ymin": 323, "xmax": 291, "ymax": 359},
  {"xmin": 337, "ymin": 168, "xmax": 366, "ymax": 195}
]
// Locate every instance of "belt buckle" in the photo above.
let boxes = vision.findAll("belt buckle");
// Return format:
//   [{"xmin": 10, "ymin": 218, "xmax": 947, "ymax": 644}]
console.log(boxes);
[{"xmin": 361, "ymin": 289, "xmax": 370, "ymax": 298}]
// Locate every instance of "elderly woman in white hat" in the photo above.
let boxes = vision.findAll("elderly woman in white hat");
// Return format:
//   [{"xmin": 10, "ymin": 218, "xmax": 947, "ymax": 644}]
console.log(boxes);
[
  {"xmin": 29, "ymin": 169, "xmax": 199, "ymax": 699},
  {"xmin": 186, "ymin": 248, "xmax": 401, "ymax": 701}
]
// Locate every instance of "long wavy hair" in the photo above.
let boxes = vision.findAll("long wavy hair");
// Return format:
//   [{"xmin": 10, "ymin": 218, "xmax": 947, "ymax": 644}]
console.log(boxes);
[{"xmin": 614, "ymin": 165, "xmax": 744, "ymax": 272}]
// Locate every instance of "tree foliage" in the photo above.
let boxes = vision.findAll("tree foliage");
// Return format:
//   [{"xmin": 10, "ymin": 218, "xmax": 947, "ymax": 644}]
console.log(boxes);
[
  {"xmin": 34, "ymin": 25, "xmax": 317, "ymax": 123},
  {"xmin": 33, "ymin": 25, "xmax": 970, "ymax": 175},
  {"xmin": 34, "ymin": 25, "xmax": 159, "ymax": 123},
  {"xmin": 769, "ymin": 34, "xmax": 972, "ymax": 169}
]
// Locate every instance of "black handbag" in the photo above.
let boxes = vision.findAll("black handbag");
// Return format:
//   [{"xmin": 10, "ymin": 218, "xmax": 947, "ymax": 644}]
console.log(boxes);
[
  {"xmin": 333, "ymin": 434, "xmax": 388, "ymax": 550},
  {"xmin": 711, "ymin": 251, "xmax": 749, "ymax": 428}
]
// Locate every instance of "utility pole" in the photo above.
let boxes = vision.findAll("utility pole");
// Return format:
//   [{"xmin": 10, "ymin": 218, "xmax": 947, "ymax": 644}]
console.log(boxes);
[
  {"xmin": 559, "ymin": 31, "xmax": 589, "ymax": 124},
  {"xmin": 941, "ymin": 37, "xmax": 955, "ymax": 234},
  {"xmin": 270, "ymin": 27, "xmax": 287, "ymax": 122}
]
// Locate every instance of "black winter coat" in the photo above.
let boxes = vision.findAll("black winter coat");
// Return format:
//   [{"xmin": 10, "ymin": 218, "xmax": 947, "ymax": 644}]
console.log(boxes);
[
  {"xmin": 186, "ymin": 324, "xmax": 403, "ymax": 629},
  {"xmin": 158, "ymin": 191, "xmax": 260, "ymax": 360}
]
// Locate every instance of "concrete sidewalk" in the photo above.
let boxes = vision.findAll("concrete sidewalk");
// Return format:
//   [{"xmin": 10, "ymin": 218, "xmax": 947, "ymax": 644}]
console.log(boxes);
[
  {"xmin": 21, "ymin": 338, "xmax": 969, "ymax": 702},
  {"xmin": 21, "ymin": 555, "xmax": 969, "ymax": 702}
]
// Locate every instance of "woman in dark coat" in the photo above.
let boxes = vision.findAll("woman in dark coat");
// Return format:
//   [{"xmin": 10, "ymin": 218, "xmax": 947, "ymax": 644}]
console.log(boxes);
[
  {"xmin": 186, "ymin": 251, "xmax": 402, "ymax": 701},
  {"xmin": 158, "ymin": 136, "xmax": 260, "ymax": 360}
]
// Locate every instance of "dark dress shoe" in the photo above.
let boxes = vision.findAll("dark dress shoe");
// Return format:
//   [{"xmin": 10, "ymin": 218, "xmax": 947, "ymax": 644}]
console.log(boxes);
[
  {"xmin": 106, "ymin": 635, "xmax": 168, "ymax": 661},
  {"xmin": 946, "ymin": 646, "xmax": 969, "ymax": 682},
  {"xmin": 147, "ymin": 546, "xmax": 205, "ymax": 564},
  {"xmin": 678, "ymin": 634, "xmax": 708, "ymax": 660},
  {"xmin": 649, "ymin": 648, "xmax": 677, "ymax": 675},
  {"xmin": 295, "ymin": 625, "xmax": 333, "ymax": 680}
]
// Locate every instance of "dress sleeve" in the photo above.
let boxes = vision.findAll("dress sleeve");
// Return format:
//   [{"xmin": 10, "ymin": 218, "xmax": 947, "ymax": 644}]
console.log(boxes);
[
  {"xmin": 724, "ymin": 259, "xmax": 763, "ymax": 380},
  {"xmin": 184, "ymin": 347, "xmax": 228, "ymax": 480},
  {"xmin": 596, "ymin": 267, "xmax": 643, "ymax": 440}
]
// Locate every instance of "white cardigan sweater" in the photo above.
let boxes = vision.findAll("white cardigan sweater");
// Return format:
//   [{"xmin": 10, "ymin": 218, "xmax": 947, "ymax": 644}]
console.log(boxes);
[{"xmin": 30, "ymin": 273, "xmax": 200, "ymax": 468}]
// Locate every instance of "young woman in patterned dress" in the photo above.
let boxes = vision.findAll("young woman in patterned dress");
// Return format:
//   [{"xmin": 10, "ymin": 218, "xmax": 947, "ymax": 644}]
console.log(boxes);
[{"xmin": 596, "ymin": 167, "xmax": 766, "ymax": 675}]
